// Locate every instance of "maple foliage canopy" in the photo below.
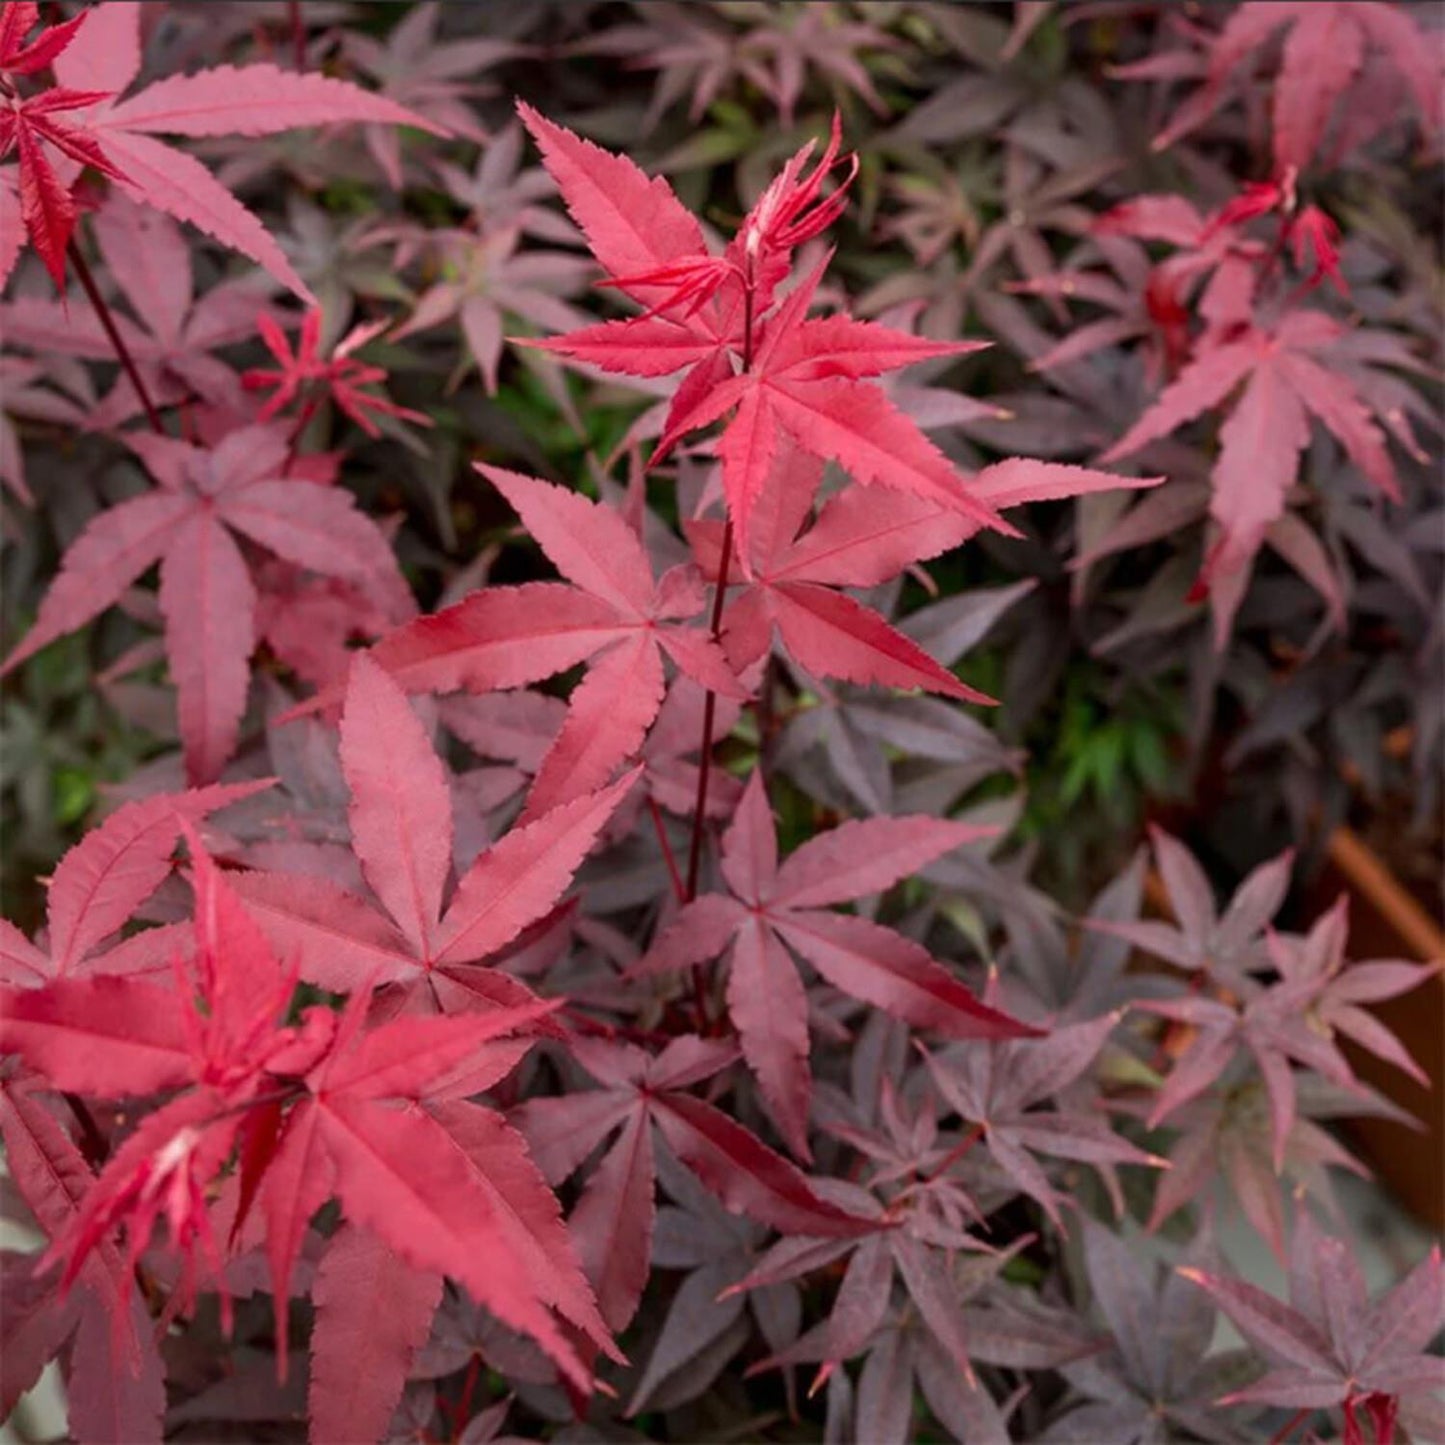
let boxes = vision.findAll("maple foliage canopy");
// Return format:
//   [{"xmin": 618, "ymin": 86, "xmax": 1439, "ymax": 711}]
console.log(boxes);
[{"xmin": 0, "ymin": 5, "xmax": 1439, "ymax": 1440}]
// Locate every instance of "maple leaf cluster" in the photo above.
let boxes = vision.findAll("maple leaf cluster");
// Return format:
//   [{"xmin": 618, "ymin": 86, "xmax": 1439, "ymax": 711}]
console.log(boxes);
[{"xmin": 0, "ymin": 3, "xmax": 1440, "ymax": 1443}]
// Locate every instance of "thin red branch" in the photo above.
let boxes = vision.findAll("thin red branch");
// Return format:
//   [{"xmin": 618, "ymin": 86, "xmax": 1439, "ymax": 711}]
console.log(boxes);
[
  {"xmin": 67, "ymin": 238, "xmax": 164, "ymax": 436},
  {"xmin": 1269, "ymin": 1407, "xmax": 1313, "ymax": 1444},
  {"xmin": 647, "ymin": 793, "xmax": 686, "ymax": 906}
]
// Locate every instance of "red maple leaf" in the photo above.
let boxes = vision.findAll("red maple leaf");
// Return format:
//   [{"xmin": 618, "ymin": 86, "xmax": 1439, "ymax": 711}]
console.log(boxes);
[
  {"xmin": 243, "ymin": 308, "xmax": 432, "ymax": 439},
  {"xmin": 0, "ymin": 0, "xmax": 123, "ymax": 287},
  {"xmin": 0, "ymin": 780, "xmax": 269, "ymax": 989},
  {"xmin": 1145, "ymin": 2, "xmax": 1442, "ymax": 174},
  {"xmin": 234, "ymin": 653, "xmax": 638, "ymax": 1020},
  {"xmin": 636, "ymin": 773, "xmax": 1037, "ymax": 1158},
  {"xmin": 513, "ymin": 104, "xmax": 1021, "ymax": 568},
  {"xmin": 1, "ymin": 819, "xmax": 616, "ymax": 1399},
  {"xmin": 0, "ymin": 1077, "xmax": 165, "ymax": 1442},
  {"xmin": 686, "ymin": 435, "xmax": 1156, "ymax": 700},
  {"xmin": 292, "ymin": 466, "xmax": 745, "ymax": 820},
  {"xmin": 1100, "ymin": 307, "xmax": 1403, "ymax": 626}
]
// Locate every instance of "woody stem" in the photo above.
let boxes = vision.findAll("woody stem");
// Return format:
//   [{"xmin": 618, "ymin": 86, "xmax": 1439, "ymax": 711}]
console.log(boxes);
[
  {"xmin": 683, "ymin": 519, "xmax": 734, "ymax": 906},
  {"xmin": 67, "ymin": 238, "xmax": 164, "ymax": 436},
  {"xmin": 680, "ymin": 287, "xmax": 757, "ymax": 1033}
]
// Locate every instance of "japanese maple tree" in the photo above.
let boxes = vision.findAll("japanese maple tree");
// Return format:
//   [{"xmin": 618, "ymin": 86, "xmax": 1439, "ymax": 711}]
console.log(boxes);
[{"xmin": 0, "ymin": 6, "xmax": 1440, "ymax": 1443}]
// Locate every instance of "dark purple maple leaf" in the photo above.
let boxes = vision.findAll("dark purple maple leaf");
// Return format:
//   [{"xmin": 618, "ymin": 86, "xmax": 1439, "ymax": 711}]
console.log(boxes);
[
  {"xmin": 624, "ymin": 1145, "xmax": 803, "ymax": 1416},
  {"xmin": 512, "ymin": 1033, "xmax": 873, "ymax": 1340},
  {"xmin": 1049, "ymin": 1218, "xmax": 1256, "ymax": 1443},
  {"xmin": 1181, "ymin": 1209, "xmax": 1444, "ymax": 1445},
  {"xmin": 921, "ymin": 993, "xmax": 1165, "ymax": 1226},
  {"xmin": 734, "ymin": 1075, "xmax": 1095, "ymax": 1425},
  {"xmin": 1104, "ymin": 831, "xmax": 1437, "ymax": 1177}
]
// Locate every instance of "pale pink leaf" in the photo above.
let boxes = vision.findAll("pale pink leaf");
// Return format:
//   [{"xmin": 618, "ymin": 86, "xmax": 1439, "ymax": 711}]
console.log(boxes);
[
  {"xmin": 101, "ymin": 129, "xmax": 314, "ymax": 301},
  {"xmin": 222, "ymin": 480, "xmax": 415, "ymax": 620},
  {"xmin": 46, "ymin": 780, "xmax": 269, "ymax": 978},
  {"xmin": 51, "ymin": 1, "xmax": 143, "ymax": 94},
  {"xmin": 1205, "ymin": 355, "xmax": 1310, "ymax": 579},
  {"xmin": 364, "ymin": 583, "xmax": 622, "ymax": 697},
  {"xmin": 104, "ymin": 64, "xmax": 445, "ymax": 139},
  {"xmin": 719, "ymin": 770, "xmax": 779, "ymax": 905},
  {"xmin": 1272, "ymin": 5, "xmax": 1365, "ymax": 172}
]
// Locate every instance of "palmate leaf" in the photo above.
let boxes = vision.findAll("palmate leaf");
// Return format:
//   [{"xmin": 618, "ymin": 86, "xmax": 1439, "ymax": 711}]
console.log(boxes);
[
  {"xmin": 639, "ymin": 773, "xmax": 1031, "ymax": 1157},
  {"xmin": 513, "ymin": 1035, "xmax": 872, "ymax": 1341},
  {"xmin": 287, "ymin": 466, "xmax": 742, "ymax": 821},
  {"xmin": 513, "ymin": 106, "xmax": 1142, "ymax": 572},
  {"xmin": 1, "ymin": 191, "xmax": 277, "ymax": 428},
  {"xmin": 307, "ymin": 1225, "xmax": 443, "ymax": 1445},
  {"xmin": 0, "ymin": 426, "xmax": 413, "ymax": 784},
  {"xmin": 1145, "ymin": 1, "xmax": 1442, "ymax": 172},
  {"xmin": 239, "ymin": 655, "xmax": 638, "ymax": 1008},
  {"xmin": 1181, "ymin": 1211, "xmax": 1445, "ymax": 1440},
  {"xmin": 922, "ymin": 1003, "xmax": 1162, "ymax": 1226},
  {"xmin": 0, "ymin": 1079, "xmax": 165, "ymax": 1440},
  {"xmin": 689, "ymin": 438, "xmax": 1157, "ymax": 705},
  {"xmin": 246, "ymin": 993, "xmax": 617, "ymax": 1399},
  {"xmin": 1098, "ymin": 302, "xmax": 1405, "ymax": 638},
  {"xmin": 3, "ymin": 810, "xmax": 609, "ymax": 1410},
  {"xmin": 0, "ymin": 780, "xmax": 267, "ymax": 988}
]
